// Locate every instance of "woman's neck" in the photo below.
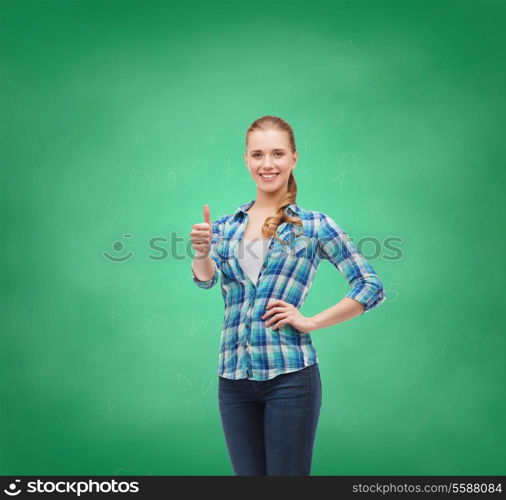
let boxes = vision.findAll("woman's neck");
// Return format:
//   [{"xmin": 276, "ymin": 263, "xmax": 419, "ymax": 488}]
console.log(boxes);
[{"xmin": 250, "ymin": 190, "xmax": 287, "ymax": 213}]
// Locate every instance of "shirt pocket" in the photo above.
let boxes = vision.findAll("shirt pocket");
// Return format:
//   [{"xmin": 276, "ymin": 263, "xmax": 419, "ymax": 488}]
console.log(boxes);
[
  {"xmin": 217, "ymin": 238, "xmax": 234, "ymax": 259},
  {"xmin": 216, "ymin": 239, "xmax": 240, "ymax": 280},
  {"xmin": 271, "ymin": 235, "xmax": 312, "ymax": 261}
]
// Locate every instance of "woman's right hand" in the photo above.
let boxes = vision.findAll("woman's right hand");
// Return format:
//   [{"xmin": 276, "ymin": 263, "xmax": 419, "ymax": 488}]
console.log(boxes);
[{"xmin": 190, "ymin": 204, "xmax": 212, "ymax": 256}]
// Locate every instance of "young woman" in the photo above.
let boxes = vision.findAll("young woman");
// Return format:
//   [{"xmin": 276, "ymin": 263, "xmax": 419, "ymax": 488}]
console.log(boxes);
[{"xmin": 190, "ymin": 115, "xmax": 386, "ymax": 476}]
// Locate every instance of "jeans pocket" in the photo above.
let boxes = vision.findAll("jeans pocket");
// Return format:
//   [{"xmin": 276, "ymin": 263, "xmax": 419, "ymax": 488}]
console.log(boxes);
[
  {"xmin": 305, "ymin": 363, "xmax": 319, "ymax": 387},
  {"xmin": 297, "ymin": 365, "xmax": 313, "ymax": 390}
]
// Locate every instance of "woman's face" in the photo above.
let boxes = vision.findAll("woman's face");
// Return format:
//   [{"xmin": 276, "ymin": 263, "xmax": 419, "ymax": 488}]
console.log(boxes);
[{"xmin": 244, "ymin": 128, "xmax": 297, "ymax": 194}]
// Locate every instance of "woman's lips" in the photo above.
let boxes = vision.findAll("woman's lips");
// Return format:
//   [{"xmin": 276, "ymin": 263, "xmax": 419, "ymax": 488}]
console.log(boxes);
[{"xmin": 260, "ymin": 173, "xmax": 279, "ymax": 182}]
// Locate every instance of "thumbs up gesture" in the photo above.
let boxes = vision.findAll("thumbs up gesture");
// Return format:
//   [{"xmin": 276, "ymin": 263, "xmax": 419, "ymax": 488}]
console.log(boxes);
[{"xmin": 191, "ymin": 205, "xmax": 212, "ymax": 257}]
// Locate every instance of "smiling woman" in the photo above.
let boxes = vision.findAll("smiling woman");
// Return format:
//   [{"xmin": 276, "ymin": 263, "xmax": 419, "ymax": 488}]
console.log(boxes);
[
  {"xmin": 242, "ymin": 120, "xmax": 304, "ymax": 244},
  {"xmin": 189, "ymin": 114, "xmax": 386, "ymax": 476}
]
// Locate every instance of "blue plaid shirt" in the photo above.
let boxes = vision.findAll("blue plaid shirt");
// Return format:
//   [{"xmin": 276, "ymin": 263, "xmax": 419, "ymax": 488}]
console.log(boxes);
[{"xmin": 192, "ymin": 199, "xmax": 386, "ymax": 381}]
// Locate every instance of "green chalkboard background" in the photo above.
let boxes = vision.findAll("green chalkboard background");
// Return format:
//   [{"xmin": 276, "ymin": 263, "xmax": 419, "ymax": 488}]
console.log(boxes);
[{"xmin": 1, "ymin": 0, "xmax": 504, "ymax": 476}]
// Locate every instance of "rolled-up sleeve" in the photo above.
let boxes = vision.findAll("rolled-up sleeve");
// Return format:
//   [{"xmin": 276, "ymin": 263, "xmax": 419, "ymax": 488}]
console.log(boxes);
[
  {"xmin": 317, "ymin": 212, "xmax": 386, "ymax": 314},
  {"xmin": 191, "ymin": 218, "xmax": 223, "ymax": 290}
]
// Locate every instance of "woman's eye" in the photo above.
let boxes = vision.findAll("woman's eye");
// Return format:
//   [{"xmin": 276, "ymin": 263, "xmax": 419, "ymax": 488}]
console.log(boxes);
[{"xmin": 252, "ymin": 152, "xmax": 283, "ymax": 158}]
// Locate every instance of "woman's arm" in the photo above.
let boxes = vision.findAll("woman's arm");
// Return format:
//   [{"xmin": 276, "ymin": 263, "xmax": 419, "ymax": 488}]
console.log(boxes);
[
  {"xmin": 263, "ymin": 296, "xmax": 366, "ymax": 333},
  {"xmin": 192, "ymin": 252, "xmax": 216, "ymax": 282},
  {"xmin": 314, "ymin": 212, "xmax": 386, "ymax": 322},
  {"xmin": 191, "ymin": 218, "xmax": 224, "ymax": 289},
  {"xmin": 307, "ymin": 297, "xmax": 364, "ymax": 332},
  {"xmin": 262, "ymin": 214, "xmax": 386, "ymax": 333}
]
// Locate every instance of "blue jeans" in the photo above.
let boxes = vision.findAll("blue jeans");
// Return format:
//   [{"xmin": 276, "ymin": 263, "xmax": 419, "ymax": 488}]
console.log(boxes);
[{"xmin": 218, "ymin": 363, "xmax": 322, "ymax": 476}]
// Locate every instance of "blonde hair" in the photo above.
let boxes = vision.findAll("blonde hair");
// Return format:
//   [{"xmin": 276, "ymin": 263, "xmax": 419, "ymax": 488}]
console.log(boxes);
[{"xmin": 245, "ymin": 115, "xmax": 303, "ymax": 245}]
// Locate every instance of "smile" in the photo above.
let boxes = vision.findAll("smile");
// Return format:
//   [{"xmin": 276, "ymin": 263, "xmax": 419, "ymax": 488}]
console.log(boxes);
[{"xmin": 260, "ymin": 173, "xmax": 279, "ymax": 181}]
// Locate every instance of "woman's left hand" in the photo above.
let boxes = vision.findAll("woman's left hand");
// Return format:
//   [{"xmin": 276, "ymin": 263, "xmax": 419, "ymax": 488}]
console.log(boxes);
[{"xmin": 261, "ymin": 299, "xmax": 315, "ymax": 333}]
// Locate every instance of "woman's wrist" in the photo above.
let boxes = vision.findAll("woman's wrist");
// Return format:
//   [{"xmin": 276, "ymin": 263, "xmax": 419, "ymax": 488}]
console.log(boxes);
[
  {"xmin": 306, "ymin": 316, "xmax": 320, "ymax": 333},
  {"xmin": 306, "ymin": 299, "xmax": 365, "ymax": 333},
  {"xmin": 192, "ymin": 252, "xmax": 214, "ymax": 281}
]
